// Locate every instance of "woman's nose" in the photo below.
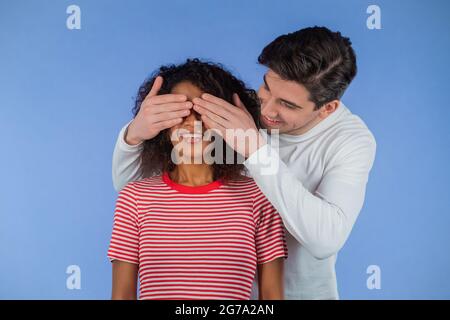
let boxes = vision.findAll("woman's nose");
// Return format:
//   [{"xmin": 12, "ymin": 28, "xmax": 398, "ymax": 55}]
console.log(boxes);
[{"xmin": 183, "ymin": 109, "xmax": 202, "ymax": 123}]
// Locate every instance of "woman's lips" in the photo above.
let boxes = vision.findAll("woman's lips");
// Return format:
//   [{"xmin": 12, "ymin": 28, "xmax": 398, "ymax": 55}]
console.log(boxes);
[{"xmin": 180, "ymin": 133, "xmax": 203, "ymax": 144}]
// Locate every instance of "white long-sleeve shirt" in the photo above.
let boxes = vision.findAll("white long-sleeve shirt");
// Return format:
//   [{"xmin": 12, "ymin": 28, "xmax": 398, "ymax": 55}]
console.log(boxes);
[{"xmin": 111, "ymin": 102, "xmax": 376, "ymax": 299}]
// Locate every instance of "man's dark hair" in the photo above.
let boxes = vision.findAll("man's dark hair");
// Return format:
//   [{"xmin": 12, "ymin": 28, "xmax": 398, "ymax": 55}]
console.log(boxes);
[
  {"xmin": 132, "ymin": 58, "xmax": 260, "ymax": 182},
  {"xmin": 258, "ymin": 26, "xmax": 357, "ymax": 110}
]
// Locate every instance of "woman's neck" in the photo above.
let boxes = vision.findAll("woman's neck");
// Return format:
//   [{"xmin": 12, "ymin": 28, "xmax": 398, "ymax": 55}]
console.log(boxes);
[{"xmin": 169, "ymin": 164, "xmax": 214, "ymax": 186}]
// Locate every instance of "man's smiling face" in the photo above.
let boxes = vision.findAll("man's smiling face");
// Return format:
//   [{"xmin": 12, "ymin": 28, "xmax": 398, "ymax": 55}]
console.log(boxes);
[{"xmin": 257, "ymin": 69, "xmax": 324, "ymax": 135}]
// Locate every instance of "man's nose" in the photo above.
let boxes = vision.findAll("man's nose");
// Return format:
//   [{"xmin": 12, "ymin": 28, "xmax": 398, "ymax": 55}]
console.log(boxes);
[{"xmin": 261, "ymin": 98, "xmax": 279, "ymax": 118}]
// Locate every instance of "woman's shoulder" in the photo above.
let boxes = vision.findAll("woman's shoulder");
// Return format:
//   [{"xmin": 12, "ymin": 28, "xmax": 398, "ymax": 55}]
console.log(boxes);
[
  {"xmin": 223, "ymin": 174, "xmax": 261, "ymax": 193},
  {"xmin": 120, "ymin": 175, "xmax": 165, "ymax": 194}
]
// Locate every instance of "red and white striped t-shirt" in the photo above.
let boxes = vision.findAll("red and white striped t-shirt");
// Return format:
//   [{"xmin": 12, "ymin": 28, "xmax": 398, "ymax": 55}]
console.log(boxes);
[{"xmin": 107, "ymin": 172, "xmax": 288, "ymax": 300}]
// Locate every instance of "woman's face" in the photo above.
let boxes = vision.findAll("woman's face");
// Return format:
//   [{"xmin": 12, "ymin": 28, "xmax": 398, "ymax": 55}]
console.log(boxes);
[{"xmin": 168, "ymin": 81, "xmax": 213, "ymax": 164}]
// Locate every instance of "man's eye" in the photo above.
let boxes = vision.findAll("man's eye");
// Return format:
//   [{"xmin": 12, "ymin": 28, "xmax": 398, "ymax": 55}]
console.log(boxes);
[{"xmin": 281, "ymin": 101, "xmax": 296, "ymax": 109}]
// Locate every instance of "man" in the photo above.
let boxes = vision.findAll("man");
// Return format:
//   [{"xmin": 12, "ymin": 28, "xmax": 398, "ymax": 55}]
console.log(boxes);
[{"xmin": 111, "ymin": 26, "xmax": 376, "ymax": 299}]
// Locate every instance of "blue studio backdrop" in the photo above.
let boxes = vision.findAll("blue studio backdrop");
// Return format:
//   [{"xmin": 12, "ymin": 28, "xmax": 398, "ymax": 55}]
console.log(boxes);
[{"xmin": 0, "ymin": 0, "xmax": 449, "ymax": 299}]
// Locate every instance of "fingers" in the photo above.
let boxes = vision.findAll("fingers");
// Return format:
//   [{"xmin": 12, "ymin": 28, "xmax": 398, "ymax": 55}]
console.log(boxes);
[
  {"xmin": 153, "ymin": 118, "xmax": 184, "ymax": 131},
  {"xmin": 233, "ymin": 93, "xmax": 247, "ymax": 112},
  {"xmin": 152, "ymin": 109, "xmax": 191, "ymax": 123},
  {"xmin": 201, "ymin": 114, "xmax": 226, "ymax": 136},
  {"xmin": 149, "ymin": 94, "xmax": 187, "ymax": 104},
  {"xmin": 149, "ymin": 102, "xmax": 192, "ymax": 114},
  {"xmin": 193, "ymin": 97, "xmax": 235, "ymax": 120},
  {"xmin": 144, "ymin": 76, "xmax": 187, "ymax": 103},
  {"xmin": 193, "ymin": 105, "xmax": 229, "ymax": 127},
  {"xmin": 147, "ymin": 76, "xmax": 163, "ymax": 98},
  {"xmin": 201, "ymin": 93, "xmax": 241, "ymax": 114}
]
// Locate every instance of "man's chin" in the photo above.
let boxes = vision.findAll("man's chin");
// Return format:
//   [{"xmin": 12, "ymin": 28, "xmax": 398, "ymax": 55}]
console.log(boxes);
[
  {"xmin": 262, "ymin": 125, "xmax": 284, "ymax": 135},
  {"xmin": 260, "ymin": 119, "xmax": 284, "ymax": 134}
]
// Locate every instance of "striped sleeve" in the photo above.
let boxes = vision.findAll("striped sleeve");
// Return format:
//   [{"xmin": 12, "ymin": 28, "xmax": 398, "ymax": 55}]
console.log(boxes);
[
  {"xmin": 254, "ymin": 191, "xmax": 288, "ymax": 264},
  {"xmin": 107, "ymin": 183, "xmax": 140, "ymax": 265}
]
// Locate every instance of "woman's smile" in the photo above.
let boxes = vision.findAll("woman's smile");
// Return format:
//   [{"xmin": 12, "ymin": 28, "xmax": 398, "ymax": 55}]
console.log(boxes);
[{"xmin": 180, "ymin": 132, "xmax": 203, "ymax": 144}]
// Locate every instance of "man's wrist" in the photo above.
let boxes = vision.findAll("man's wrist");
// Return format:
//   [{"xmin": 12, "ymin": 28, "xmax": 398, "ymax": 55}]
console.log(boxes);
[
  {"xmin": 124, "ymin": 123, "xmax": 143, "ymax": 146},
  {"xmin": 245, "ymin": 132, "xmax": 267, "ymax": 159}
]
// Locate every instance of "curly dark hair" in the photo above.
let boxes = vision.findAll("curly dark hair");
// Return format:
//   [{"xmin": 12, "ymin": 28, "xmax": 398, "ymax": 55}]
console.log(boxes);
[{"xmin": 132, "ymin": 58, "xmax": 260, "ymax": 182}]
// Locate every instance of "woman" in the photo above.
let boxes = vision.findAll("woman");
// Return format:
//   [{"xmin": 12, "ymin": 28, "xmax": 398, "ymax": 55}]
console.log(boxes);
[{"xmin": 107, "ymin": 58, "xmax": 288, "ymax": 300}]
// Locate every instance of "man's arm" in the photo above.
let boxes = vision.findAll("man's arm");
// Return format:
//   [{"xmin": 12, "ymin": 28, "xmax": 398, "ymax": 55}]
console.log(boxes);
[
  {"xmin": 111, "ymin": 260, "xmax": 139, "ymax": 300},
  {"xmin": 112, "ymin": 121, "xmax": 145, "ymax": 192},
  {"xmin": 258, "ymin": 257, "xmax": 284, "ymax": 300},
  {"xmin": 190, "ymin": 92, "xmax": 376, "ymax": 260},
  {"xmin": 244, "ymin": 133, "xmax": 376, "ymax": 260}
]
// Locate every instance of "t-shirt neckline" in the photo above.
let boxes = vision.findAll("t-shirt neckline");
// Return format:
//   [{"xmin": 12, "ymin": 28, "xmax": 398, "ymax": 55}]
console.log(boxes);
[{"xmin": 162, "ymin": 172, "xmax": 223, "ymax": 194}]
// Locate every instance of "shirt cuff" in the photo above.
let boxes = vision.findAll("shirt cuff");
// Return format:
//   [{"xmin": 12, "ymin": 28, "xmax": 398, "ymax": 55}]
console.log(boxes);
[{"xmin": 118, "ymin": 120, "xmax": 144, "ymax": 152}]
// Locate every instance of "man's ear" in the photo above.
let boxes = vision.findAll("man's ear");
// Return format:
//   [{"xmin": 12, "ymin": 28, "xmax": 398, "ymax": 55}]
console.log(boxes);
[{"xmin": 319, "ymin": 100, "xmax": 340, "ymax": 119}]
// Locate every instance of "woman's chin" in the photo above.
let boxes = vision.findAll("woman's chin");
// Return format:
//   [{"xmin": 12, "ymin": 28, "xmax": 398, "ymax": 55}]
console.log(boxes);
[{"xmin": 178, "ymin": 150, "xmax": 207, "ymax": 164}]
